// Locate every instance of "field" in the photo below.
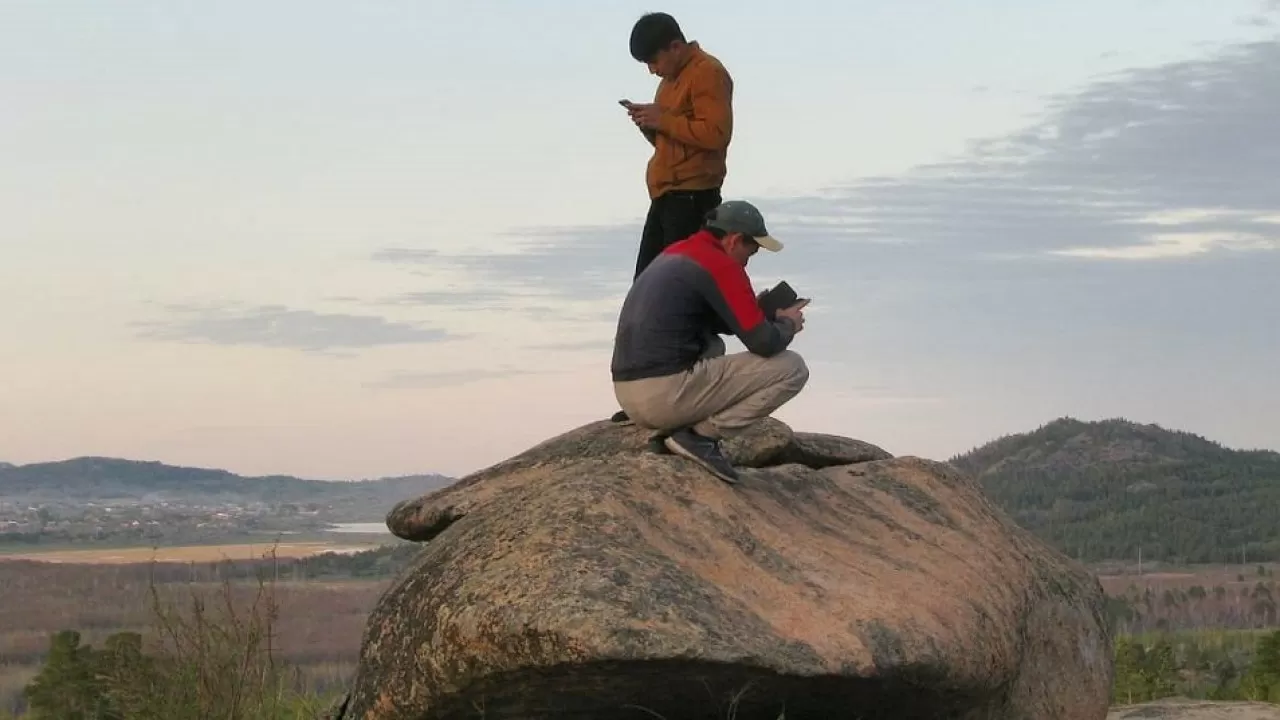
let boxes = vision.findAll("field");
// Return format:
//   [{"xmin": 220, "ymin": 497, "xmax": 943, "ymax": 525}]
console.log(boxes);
[
  {"xmin": 1092, "ymin": 561, "xmax": 1279, "ymax": 637},
  {"xmin": 0, "ymin": 540, "xmax": 382, "ymax": 564},
  {"xmin": 0, "ymin": 550, "xmax": 395, "ymax": 715},
  {"xmin": 1, "ymin": 551, "xmax": 1276, "ymax": 715},
  {"xmin": 1096, "ymin": 562, "xmax": 1280, "ymax": 593}
]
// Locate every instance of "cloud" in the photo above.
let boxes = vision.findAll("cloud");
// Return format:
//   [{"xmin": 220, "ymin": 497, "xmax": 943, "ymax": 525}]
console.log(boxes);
[
  {"xmin": 367, "ymin": 39, "xmax": 1280, "ymax": 323},
  {"xmin": 388, "ymin": 290, "xmax": 528, "ymax": 306},
  {"xmin": 380, "ymin": 289, "xmax": 572, "ymax": 320},
  {"xmin": 827, "ymin": 386, "xmax": 947, "ymax": 407},
  {"xmin": 1244, "ymin": 0, "xmax": 1280, "ymax": 27},
  {"xmin": 373, "ymin": 224, "xmax": 640, "ymax": 306},
  {"xmin": 352, "ymin": 36, "xmax": 1280, "ymax": 446},
  {"xmin": 370, "ymin": 248, "xmax": 438, "ymax": 264},
  {"xmin": 134, "ymin": 303, "xmax": 454, "ymax": 353},
  {"xmin": 772, "ymin": 38, "xmax": 1280, "ymax": 262},
  {"xmin": 1050, "ymin": 230, "xmax": 1279, "ymax": 260},
  {"xmin": 364, "ymin": 367, "xmax": 532, "ymax": 389},
  {"xmin": 527, "ymin": 338, "xmax": 615, "ymax": 352}
]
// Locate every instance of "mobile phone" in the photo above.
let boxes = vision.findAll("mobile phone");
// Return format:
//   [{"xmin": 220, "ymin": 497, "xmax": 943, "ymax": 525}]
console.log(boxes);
[
  {"xmin": 759, "ymin": 281, "xmax": 802, "ymax": 318},
  {"xmin": 618, "ymin": 99, "xmax": 633, "ymax": 108},
  {"xmin": 767, "ymin": 281, "xmax": 798, "ymax": 307}
]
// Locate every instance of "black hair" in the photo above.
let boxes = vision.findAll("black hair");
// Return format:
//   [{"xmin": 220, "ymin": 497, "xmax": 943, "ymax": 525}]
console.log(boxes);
[{"xmin": 629, "ymin": 12, "xmax": 685, "ymax": 63}]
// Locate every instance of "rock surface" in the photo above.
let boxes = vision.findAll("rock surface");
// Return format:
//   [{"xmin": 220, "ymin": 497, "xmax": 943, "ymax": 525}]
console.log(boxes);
[
  {"xmin": 779, "ymin": 430, "xmax": 895, "ymax": 467},
  {"xmin": 1109, "ymin": 699, "xmax": 1280, "ymax": 719},
  {"xmin": 331, "ymin": 419, "xmax": 1113, "ymax": 720}
]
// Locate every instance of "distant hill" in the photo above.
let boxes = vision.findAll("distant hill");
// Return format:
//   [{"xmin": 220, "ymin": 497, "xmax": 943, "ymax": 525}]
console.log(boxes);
[
  {"xmin": 0, "ymin": 456, "xmax": 453, "ymax": 508},
  {"xmin": 950, "ymin": 417, "xmax": 1280, "ymax": 564}
]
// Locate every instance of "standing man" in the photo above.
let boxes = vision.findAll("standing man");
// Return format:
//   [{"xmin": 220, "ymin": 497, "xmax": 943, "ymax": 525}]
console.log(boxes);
[{"xmin": 623, "ymin": 12, "xmax": 734, "ymax": 279}]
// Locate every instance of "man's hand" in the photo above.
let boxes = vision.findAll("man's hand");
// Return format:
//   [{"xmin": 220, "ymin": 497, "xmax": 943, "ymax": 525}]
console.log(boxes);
[
  {"xmin": 775, "ymin": 300, "xmax": 809, "ymax": 333},
  {"xmin": 627, "ymin": 103, "xmax": 664, "ymax": 130},
  {"xmin": 623, "ymin": 103, "xmax": 658, "ymax": 145}
]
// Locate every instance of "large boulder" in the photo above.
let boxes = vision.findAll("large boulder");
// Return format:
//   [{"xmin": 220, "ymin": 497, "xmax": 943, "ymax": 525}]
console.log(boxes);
[{"xmin": 329, "ymin": 419, "xmax": 1113, "ymax": 720}]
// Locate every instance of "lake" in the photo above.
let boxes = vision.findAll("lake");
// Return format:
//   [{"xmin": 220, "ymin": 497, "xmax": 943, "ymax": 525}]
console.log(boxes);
[{"xmin": 327, "ymin": 522, "xmax": 391, "ymax": 534}]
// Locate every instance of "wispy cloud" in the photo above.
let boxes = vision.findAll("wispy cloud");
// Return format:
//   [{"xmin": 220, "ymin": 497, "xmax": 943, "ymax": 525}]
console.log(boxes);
[
  {"xmin": 367, "ymin": 38, "xmax": 1280, "ymax": 321},
  {"xmin": 370, "ymin": 248, "xmax": 438, "ymax": 264},
  {"xmin": 526, "ymin": 338, "xmax": 614, "ymax": 352},
  {"xmin": 364, "ymin": 367, "xmax": 532, "ymax": 389},
  {"xmin": 372, "ymin": 224, "xmax": 640, "ymax": 306},
  {"xmin": 135, "ymin": 303, "xmax": 454, "ymax": 353},
  {"xmin": 387, "ymin": 290, "xmax": 529, "ymax": 306},
  {"xmin": 1051, "ymin": 230, "xmax": 1279, "ymax": 260},
  {"xmin": 378, "ymin": 288, "xmax": 571, "ymax": 320},
  {"xmin": 1245, "ymin": 0, "xmax": 1280, "ymax": 27},
  {"xmin": 347, "ymin": 36, "xmax": 1280, "ymax": 437},
  {"xmin": 778, "ymin": 40, "xmax": 1280, "ymax": 261}
]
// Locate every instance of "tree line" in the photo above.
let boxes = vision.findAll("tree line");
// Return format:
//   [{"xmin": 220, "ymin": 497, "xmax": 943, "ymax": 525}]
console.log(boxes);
[
  {"xmin": 1104, "ymin": 576, "xmax": 1279, "ymax": 634},
  {"xmin": 1113, "ymin": 629, "xmax": 1280, "ymax": 705},
  {"xmin": 6, "ymin": 622, "xmax": 1279, "ymax": 716}
]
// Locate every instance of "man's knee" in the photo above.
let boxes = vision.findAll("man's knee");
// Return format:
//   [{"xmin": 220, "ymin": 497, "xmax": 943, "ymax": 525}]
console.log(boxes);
[{"xmin": 774, "ymin": 350, "xmax": 809, "ymax": 391}]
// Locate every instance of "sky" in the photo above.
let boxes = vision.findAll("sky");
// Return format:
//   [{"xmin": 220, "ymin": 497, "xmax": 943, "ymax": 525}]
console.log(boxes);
[{"xmin": 3, "ymin": 1, "xmax": 1278, "ymax": 480}]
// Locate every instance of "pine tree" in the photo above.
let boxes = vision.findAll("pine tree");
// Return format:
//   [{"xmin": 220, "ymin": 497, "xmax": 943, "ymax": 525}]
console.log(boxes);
[
  {"xmin": 1241, "ymin": 630, "xmax": 1280, "ymax": 702},
  {"xmin": 95, "ymin": 631, "xmax": 158, "ymax": 719},
  {"xmin": 1112, "ymin": 637, "xmax": 1150, "ymax": 704},
  {"xmin": 22, "ymin": 630, "xmax": 105, "ymax": 720},
  {"xmin": 1146, "ymin": 639, "xmax": 1179, "ymax": 699}
]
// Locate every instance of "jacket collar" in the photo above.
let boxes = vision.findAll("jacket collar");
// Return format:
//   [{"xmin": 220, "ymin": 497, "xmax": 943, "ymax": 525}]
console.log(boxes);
[{"xmin": 671, "ymin": 41, "xmax": 703, "ymax": 79}]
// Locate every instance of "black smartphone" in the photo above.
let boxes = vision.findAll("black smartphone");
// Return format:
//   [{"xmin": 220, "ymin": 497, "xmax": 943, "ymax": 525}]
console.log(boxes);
[
  {"xmin": 759, "ymin": 281, "xmax": 803, "ymax": 318},
  {"xmin": 618, "ymin": 99, "xmax": 633, "ymax": 108}
]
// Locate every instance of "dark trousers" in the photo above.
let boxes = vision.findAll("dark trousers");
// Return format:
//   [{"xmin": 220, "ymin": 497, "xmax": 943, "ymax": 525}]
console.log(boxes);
[{"xmin": 633, "ymin": 187, "xmax": 723, "ymax": 279}]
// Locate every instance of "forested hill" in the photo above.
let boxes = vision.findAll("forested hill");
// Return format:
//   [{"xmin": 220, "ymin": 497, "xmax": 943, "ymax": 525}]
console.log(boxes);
[
  {"xmin": 949, "ymin": 417, "xmax": 1280, "ymax": 564},
  {"xmin": 0, "ymin": 456, "xmax": 452, "ymax": 505}
]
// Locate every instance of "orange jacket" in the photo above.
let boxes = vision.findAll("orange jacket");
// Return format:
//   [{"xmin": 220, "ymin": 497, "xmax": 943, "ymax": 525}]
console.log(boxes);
[{"xmin": 645, "ymin": 43, "xmax": 734, "ymax": 200}]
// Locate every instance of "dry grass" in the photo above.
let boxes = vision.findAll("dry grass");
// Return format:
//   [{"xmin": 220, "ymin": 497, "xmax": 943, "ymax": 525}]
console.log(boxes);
[
  {"xmin": 0, "ymin": 541, "xmax": 380, "ymax": 564},
  {"xmin": 0, "ymin": 665, "xmax": 36, "ymax": 717},
  {"xmin": 1095, "ymin": 562, "xmax": 1277, "ymax": 592},
  {"xmin": 0, "ymin": 559, "xmax": 387, "ymax": 713}
]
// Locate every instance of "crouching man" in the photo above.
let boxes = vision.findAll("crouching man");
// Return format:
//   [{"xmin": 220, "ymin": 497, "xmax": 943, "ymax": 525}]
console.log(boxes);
[{"xmin": 609, "ymin": 200, "xmax": 810, "ymax": 484}]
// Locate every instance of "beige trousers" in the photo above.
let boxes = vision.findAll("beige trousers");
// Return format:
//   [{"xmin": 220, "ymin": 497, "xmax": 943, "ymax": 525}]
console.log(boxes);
[{"xmin": 613, "ymin": 335, "xmax": 809, "ymax": 439}]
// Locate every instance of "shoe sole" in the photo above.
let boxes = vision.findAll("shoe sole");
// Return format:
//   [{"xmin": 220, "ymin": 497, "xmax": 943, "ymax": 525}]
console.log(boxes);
[{"xmin": 663, "ymin": 436, "xmax": 739, "ymax": 485}]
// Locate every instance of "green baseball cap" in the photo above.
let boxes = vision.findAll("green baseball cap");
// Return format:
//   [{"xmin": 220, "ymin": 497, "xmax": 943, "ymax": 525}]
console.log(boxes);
[{"xmin": 705, "ymin": 200, "xmax": 783, "ymax": 252}]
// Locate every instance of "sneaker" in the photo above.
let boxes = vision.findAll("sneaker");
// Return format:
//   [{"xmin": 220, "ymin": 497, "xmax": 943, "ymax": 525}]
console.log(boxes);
[
  {"xmin": 646, "ymin": 432, "xmax": 671, "ymax": 455},
  {"xmin": 610, "ymin": 410, "xmax": 633, "ymax": 425},
  {"xmin": 664, "ymin": 428, "xmax": 739, "ymax": 484}
]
